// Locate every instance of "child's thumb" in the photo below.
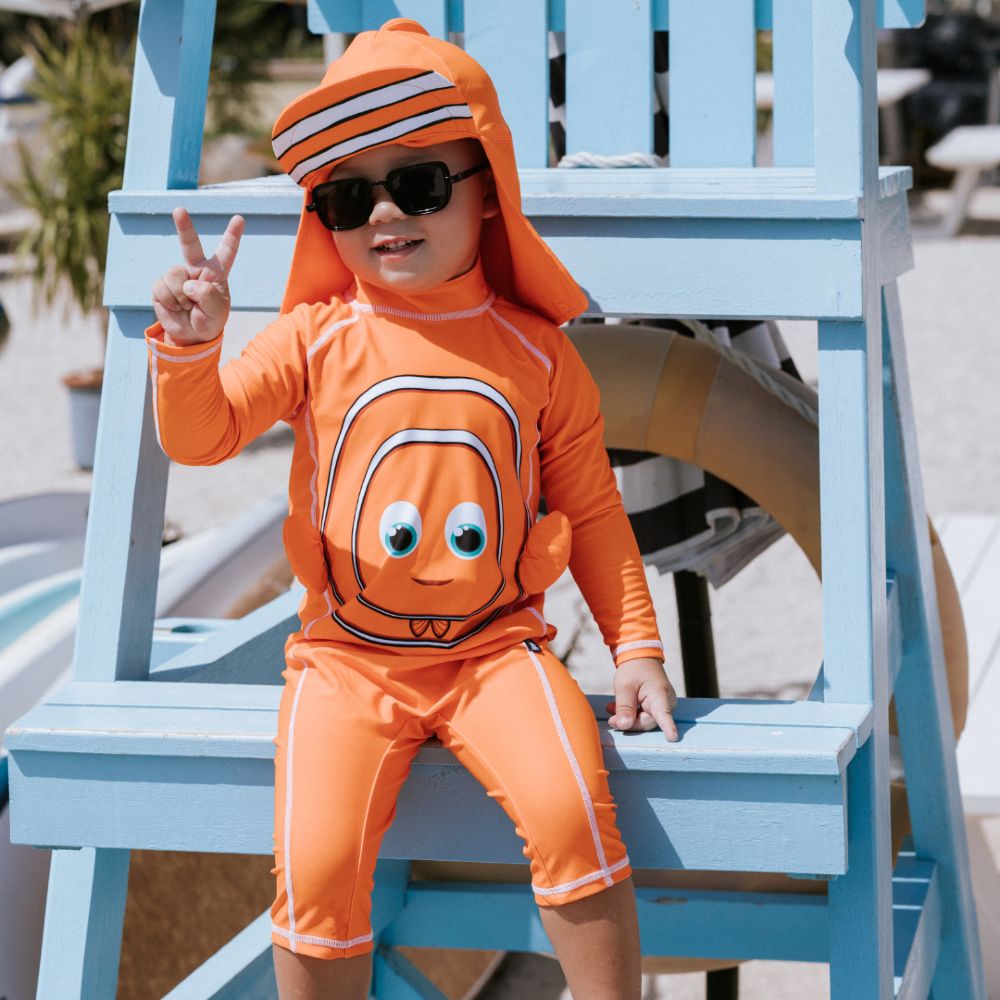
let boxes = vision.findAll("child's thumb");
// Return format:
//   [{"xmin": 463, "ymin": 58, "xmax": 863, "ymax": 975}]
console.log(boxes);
[{"xmin": 183, "ymin": 279, "xmax": 229, "ymax": 319}]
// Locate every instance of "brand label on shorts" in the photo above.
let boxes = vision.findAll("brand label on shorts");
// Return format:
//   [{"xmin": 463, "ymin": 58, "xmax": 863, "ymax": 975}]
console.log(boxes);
[{"xmin": 524, "ymin": 640, "xmax": 541, "ymax": 653}]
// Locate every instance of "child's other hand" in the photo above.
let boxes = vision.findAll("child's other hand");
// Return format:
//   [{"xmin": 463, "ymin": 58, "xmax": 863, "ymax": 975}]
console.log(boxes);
[
  {"xmin": 607, "ymin": 657, "xmax": 678, "ymax": 742},
  {"xmin": 152, "ymin": 208, "xmax": 244, "ymax": 346}
]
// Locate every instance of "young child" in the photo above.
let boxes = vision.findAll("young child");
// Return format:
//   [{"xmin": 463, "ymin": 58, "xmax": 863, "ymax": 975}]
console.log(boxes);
[{"xmin": 149, "ymin": 20, "xmax": 677, "ymax": 1000}]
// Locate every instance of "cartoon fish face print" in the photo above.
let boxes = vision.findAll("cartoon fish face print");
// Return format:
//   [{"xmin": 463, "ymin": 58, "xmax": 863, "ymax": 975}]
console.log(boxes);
[{"xmin": 319, "ymin": 376, "xmax": 531, "ymax": 647}]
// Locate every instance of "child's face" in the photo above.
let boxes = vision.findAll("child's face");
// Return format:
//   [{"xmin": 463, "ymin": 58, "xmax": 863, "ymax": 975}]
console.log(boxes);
[{"xmin": 328, "ymin": 138, "xmax": 497, "ymax": 295}]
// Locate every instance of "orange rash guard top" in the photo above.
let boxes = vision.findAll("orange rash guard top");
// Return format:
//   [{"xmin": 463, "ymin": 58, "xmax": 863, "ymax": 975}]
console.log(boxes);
[{"xmin": 147, "ymin": 260, "xmax": 663, "ymax": 668}]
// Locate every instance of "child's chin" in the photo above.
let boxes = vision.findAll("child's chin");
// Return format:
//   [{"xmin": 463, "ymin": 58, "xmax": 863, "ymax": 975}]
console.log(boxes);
[{"xmin": 373, "ymin": 268, "xmax": 443, "ymax": 293}]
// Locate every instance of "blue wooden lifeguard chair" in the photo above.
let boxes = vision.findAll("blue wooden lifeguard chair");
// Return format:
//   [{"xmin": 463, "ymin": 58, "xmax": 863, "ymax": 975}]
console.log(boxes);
[{"xmin": 5, "ymin": 1, "xmax": 987, "ymax": 997}]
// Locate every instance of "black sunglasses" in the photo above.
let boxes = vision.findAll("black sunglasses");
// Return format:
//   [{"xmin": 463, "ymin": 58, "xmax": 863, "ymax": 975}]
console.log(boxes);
[{"xmin": 306, "ymin": 160, "xmax": 489, "ymax": 232}]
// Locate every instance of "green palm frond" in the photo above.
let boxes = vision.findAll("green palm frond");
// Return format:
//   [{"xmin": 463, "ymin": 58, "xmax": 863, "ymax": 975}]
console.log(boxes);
[{"xmin": 2, "ymin": 19, "xmax": 132, "ymax": 318}]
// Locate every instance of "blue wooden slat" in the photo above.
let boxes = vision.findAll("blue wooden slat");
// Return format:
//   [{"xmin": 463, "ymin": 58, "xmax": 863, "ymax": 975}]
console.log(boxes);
[
  {"xmin": 374, "ymin": 948, "xmax": 449, "ymax": 1000},
  {"xmin": 643, "ymin": 0, "xmax": 927, "ymax": 32},
  {"xmin": 819, "ymin": 312, "xmax": 893, "ymax": 999},
  {"xmin": 587, "ymin": 694, "xmax": 871, "ymax": 744},
  {"xmin": 73, "ymin": 310, "xmax": 168, "ymax": 682},
  {"xmin": 882, "ymin": 281, "xmax": 987, "ymax": 999},
  {"xmin": 107, "ymin": 203, "xmax": 872, "ymax": 319},
  {"xmin": 383, "ymin": 882, "xmax": 829, "ymax": 961},
  {"xmin": 668, "ymin": 0, "xmax": 756, "ymax": 167},
  {"xmin": 9, "ymin": 749, "xmax": 848, "ymax": 871},
  {"xmin": 307, "ymin": 0, "xmax": 453, "ymax": 37},
  {"xmin": 829, "ymin": 739, "xmax": 894, "ymax": 999},
  {"xmin": 892, "ymin": 854, "xmax": 940, "ymax": 1000},
  {"xmin": 35, "ymin": 848, "xmax": 130, "ymax": 1000},
  {"xmin": 464, "ymin": 0, "xmax": 548, "ymax": 167},
  {"xmin": 771, "ymin": 0, "xmax": 814, "ymax": 167},
  {"xmin": 124, "ymin": 0, "xmax": 216, "ymax": 190},
  {"xmin": 564, "ymin": 0, "xmax": 653, "ymax": 157},
  {"xmin": 162, "ymin": 911, "xmax": 276, "ymax": 1000},
  {"xmin": 42, "ymin": 680, "xmax": 280, "ymax": 710},
  {"xmin": 34, "ymin": 680, "xmax": 870, "ymax": 733},
  {"xmin": 150, "ymin": 590, "xmax": 301, "ymax": 684},
  {"xmin": 817, "ymin": 320, "xmax": 886, "ymax": 706},
  {"xmin": 107, "ymin": 166, "xmax": 913, "ymax": 219},
  {"xmin": 813, "ymin": 0, "xmax": 879, "ymax": 195},
  {"xmin": 9, "ymin": 688, "xmax": 860, "ymax": 774}
]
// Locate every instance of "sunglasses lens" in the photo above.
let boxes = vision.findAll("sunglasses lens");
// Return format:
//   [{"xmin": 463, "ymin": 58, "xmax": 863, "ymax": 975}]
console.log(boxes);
[
  {"xmin": 387, "ymin": 162, "xmax": 450, "ymax": 215},
  {"xmin": 314, "ymin": 178, "xmax": 372, "ymax": 231}
]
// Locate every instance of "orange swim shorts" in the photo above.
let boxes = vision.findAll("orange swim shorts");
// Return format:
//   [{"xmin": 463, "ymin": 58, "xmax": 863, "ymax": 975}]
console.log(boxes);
[{"xmin": 270, "ymin": 638, "xmax": 631, "ymax": 959}]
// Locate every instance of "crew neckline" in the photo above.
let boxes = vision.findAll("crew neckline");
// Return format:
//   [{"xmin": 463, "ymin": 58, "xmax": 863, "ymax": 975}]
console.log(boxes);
[{"xmin": 351, "ymin": 259, "xmax": 493, "ymax": 319}]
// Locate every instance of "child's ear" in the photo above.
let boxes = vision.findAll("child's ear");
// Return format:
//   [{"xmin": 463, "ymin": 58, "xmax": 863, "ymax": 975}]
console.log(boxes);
[{"xmin": 481, "ymin": 172, "xmax": 500, "ymax": 220}]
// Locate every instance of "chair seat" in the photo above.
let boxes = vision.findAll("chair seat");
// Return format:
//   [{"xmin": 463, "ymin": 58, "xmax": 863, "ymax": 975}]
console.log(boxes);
[
  {"xmin": 6, "ymin": 678, "xmax": 869, "ymax": 875},
  {"xmin": 106, "ymin": 166, "xmax": 914, "ymax": 320}
]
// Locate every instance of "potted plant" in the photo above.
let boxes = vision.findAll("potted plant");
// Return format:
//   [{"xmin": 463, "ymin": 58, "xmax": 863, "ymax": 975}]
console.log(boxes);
[
  {"xmin": 4, "ymin": 17, "xmax": 131, "ymax": 470},
  {"xmin": 3, "ymin": 6, "xmax": 308, "ymax": 469}
]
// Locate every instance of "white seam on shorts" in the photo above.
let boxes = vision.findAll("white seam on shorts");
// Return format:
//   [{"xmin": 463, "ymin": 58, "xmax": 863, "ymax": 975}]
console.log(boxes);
[
  {"xmin": 282, "ymin": 665, "xmax": 310, "ymax": 951},
  {"xmin": 532, "ymin": 855, "xmax": 631, "ymax": 897},
  {"xmin": 523, "ymin": 645, "xmax": 615, "ymax": 887},
  {"xmin": 272, "ymin": 923, "xmax": 373, "ymax": 950}
]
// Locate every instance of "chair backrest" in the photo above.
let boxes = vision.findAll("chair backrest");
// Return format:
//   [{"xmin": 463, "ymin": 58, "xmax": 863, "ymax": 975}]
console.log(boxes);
[{"xmin": 308, "ymin": 0, "xmax": 924, "ymax": 183}]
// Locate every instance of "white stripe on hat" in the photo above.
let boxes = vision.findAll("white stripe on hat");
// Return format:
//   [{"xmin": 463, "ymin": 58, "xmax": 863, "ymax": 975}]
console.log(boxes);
[
  {"xmin": 289, "ymin": 104, "xmax": 473, "ymax": 184},
  {"xmin": 274, "ymin": 70, "xmax": 455, "ymax": 159}
]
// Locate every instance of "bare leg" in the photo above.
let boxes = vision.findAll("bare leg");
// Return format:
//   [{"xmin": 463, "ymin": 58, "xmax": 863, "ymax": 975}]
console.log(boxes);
[
  {"xmin": 537, "ymin": 877, "xmax": 641, "ymax": 1000},
  {"xmin": 273, "ymin": 945, "xmax": 372, "ymax": 1000}
]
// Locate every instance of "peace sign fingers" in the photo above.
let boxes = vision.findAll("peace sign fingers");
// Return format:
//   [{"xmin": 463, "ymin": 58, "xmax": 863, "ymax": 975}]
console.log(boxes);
[
  {"xmin": 172, "ymin": 207, "xmax": 208, "ymax": 269},
  {"xmin": 156, "ymin": 208, "xmax": 244, "ymax": 345},
  {"xmin": 212, "ymin": 214, "xmax": 245, "ymax": 277},
  {"xmin": 171, "ymin": 208, "xmax": 245, "ymax": 278}
]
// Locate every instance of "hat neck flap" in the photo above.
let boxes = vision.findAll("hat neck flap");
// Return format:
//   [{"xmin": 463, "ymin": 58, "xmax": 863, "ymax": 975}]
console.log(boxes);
[{"xmin": 274, "ymin": 19, "xmax": 588, "ymax": 327}]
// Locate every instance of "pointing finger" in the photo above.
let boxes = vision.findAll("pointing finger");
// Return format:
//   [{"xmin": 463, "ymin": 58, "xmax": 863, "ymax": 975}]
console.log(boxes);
[
  {"xmin": 213, "ymin": 215, "xmax": 245, "ymax": 276},
  {"xmin": 644, "ymin": 692, "xmax": 679, "ymax": 742},
  {"xmin": 173, "ymin": 207, "xmax": 207, "ymax": 268}
]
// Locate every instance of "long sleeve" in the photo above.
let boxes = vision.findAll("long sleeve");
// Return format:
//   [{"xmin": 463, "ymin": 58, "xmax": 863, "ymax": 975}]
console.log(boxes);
[
  {"xmin": 146, "ymin": 304, "xmax": 314, "ymax": 465},
  {"xmin": 539, "ymin": 332, "xmax": 664, "ymax": 667}
]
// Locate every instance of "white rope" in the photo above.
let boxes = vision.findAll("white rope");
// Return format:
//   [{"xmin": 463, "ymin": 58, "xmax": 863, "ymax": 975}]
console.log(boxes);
[
  {"xmin": 677, "ymin": 318, "xmax": 819, "ymax": 427},
  {"xmin": 557, "ymin": 151, "xmax": 664, "ymax": 168}
]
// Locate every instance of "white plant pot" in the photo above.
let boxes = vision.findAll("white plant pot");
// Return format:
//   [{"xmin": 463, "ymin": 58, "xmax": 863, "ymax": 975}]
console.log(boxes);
[{"xmin": 62, "ymin": 370, "xmax": 102, "ymax": 471}]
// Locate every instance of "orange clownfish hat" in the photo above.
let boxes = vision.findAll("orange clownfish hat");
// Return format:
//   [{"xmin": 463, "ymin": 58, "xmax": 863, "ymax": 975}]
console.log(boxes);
[{"xmin": 271, "ymin": 18, "xmax": 587, "ymax": 325}]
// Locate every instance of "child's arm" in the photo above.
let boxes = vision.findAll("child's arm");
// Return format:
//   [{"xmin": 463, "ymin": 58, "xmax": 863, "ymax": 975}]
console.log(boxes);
[
  {"xmin": 539, "ymin": 330, "xmax": 678, "ymax": 740},
  {"xmin": 148, "ymin": 209, "xmax": 311, "ymax": 466}
]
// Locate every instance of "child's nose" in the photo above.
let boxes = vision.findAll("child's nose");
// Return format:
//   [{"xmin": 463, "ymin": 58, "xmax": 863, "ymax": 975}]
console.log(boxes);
[{"xmin": 368, "ymin": 186, "xmax": 406, "ymax": 225}]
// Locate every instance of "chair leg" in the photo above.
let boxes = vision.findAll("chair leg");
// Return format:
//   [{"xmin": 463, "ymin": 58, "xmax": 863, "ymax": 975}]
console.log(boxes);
[
  {"xmin": 372, "ymin": 946, "xmax": 449, "ymax": 999},
  {"xmin": 36, "ymin": 847, "xmax": 130, "ymax": 1000},
  {"xmin": 674, "ymin": 571, "xmax": 739, "ymax": 1000},
  {"xmin": 881, "ymin": 281, "xmax": 985, "ymax": 998},
  {"xmin": 674, "ymin": 569, "xmax": 719, "ymax": 699}
]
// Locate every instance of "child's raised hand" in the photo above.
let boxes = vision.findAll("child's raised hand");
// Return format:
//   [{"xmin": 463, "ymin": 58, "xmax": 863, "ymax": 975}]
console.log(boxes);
[
  {"xmin": 607, "ymin": 657, "xmax": 679, "ymax": 742},
  {"xmin": 152, "ymin": 208, "xmax": 245, "ymax": 346}
]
